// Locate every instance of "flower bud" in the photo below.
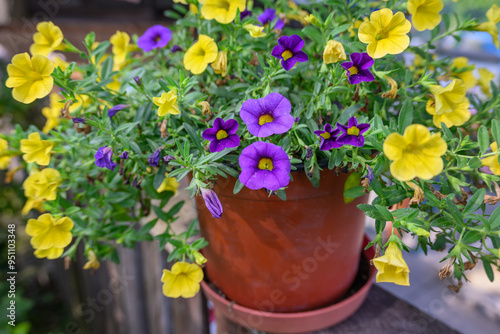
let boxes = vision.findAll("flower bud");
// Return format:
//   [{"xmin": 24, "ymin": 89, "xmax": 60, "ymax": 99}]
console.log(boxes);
[
  {"xmin": 133, "ymin": 76, "xmax": 142, "ymax": 86},
  {"xmin": 323, "ymin": 40, "xmax": 346, "ymax": 64},
  {"xmin": 305, "ymin": 14, "xmax": 320, "ymax": 27},
  {"xmin": 193, "ymin": 250, "xmax": 207, "ymax": 266},
  {"xmin": 211, "ymin": 50, "xmax": 227, "ymax": 77},
  {"xmin": 200, "ymin": 187, "xmax": 223, "ymax": 219}
]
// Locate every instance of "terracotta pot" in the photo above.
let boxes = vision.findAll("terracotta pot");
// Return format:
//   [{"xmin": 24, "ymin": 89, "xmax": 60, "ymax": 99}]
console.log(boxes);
[
  {"xmin": 194, "ymin": 171, "xmax": 369, "ymax": 313},
  {"xmin": 201, "ymin": 236, "xmax": 376, "ymax": 333}
]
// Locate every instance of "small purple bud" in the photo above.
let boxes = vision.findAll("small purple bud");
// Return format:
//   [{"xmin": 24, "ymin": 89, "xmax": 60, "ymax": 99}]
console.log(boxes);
[
  {"xmin": 108, "ymin": 104, "xmax": 129, "ymax": 118},
  {"xmin": 72, "ymin": 117, "xmax": 86, "ymax": 124},
  {"xmin": 163, "ymin": 155, "xmax": 175, "ymax": 163},
  {"xmin": 95, "ymin": 146, "xmax": 118, "ymax": 171},
  {"xmin": 240, "ymin": 9, "xmax": 252, "ymax": 20},
  {"xmin": 364, "ymin": 166, "xmax": 374, "ymax": 183},
  {"xmin": 133, "ymin": 76, "xmax": 142, "ymax": 86},
  {"xmin": 294, "ymin": 117, "xmax": 301, "ymax": 123},
  {"xmin": 132, "ymin": 176, "xmax": 142, "ymax": 189},
  {"xmin": 171, "ymin": 45, "xmax": 183, "ymax": 53},
  {"xmin": 120, "ymin": 151, "xmax": 129, "ymax": 159},
  {"xmin": 306, "ymin": 147, "xmax": 313, "ymax": 160},
  {"xmin": 148, "ymin": 149, "xmax": 161, "ymax": 166},
  {"xmin": 200, "ymin": 188, "xmax": 223, "ymax": 219}
]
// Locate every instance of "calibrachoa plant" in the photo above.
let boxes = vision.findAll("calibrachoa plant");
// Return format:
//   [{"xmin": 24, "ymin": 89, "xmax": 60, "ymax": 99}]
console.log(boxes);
[{"xmin": 2, "ymin": 0, "xmax": 500, "ymax": 299}]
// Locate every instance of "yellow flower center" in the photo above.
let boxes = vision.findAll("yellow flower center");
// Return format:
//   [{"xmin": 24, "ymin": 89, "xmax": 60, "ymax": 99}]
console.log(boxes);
[
  {"xmin": 403, "ymin": 143, "xmax": 422, "ymax": 156},
  {"xmin": 347, "ymin": 126, "xmax": 360, "ymax": 136},
  {"xmin": 282, "ymin": 50, "xmax": 293, "ymax": 61},
  {"xmin": 320, "ymin": 132, "xmax": 331, "ymax": 139},
  {"xmin": 258, "ymin": 158, "xmax": 274, "ymax": 170},
  {"xmin": 348, "ymin": 66, "xmax": 359, "ymax": 75},
  {"xmin": 259, "ymin": 114, "xmax": 274, "ymax": 125},
  {"xmin": 220, "ymin": 0, "xmax": 230, "ymax": 10},
  {"xmin": 216, "ymin": 129, "xmax": 228, "ymax": 140},
  {"xmin": 375, "ymin": 31, "xmax": 389, "ymax": 40}
]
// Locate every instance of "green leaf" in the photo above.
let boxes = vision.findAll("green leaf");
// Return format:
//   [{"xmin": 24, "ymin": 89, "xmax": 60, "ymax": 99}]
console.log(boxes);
[
  {"xmin": 153, "ymin": 164, "xmax": 166, "ymax": 189},
  {"xmin": 233, "ymin": 179, "xmax": 244, "ymax": 194},
  {"xmin": 491, "ymin": 119, "xmax": 500, "ymax": 146},
  {"xmin": 397, "ymin": 100, "xmax": 413, "ymax": 134},
  {"xmin": 468, "ymin": 157, "xmax": 482, "ymax": 169},
  {"xmin": 463, "ymin": 188, "xmax": 485, "ymax": 217},
  {"xmin": 374, "ymin": 204, "xmax": 394, "ymax": 222},
  {"xmin": 100, "ymin": 57, "xmax": 113, "ymax": 80},
  {"xmin": 490, "ymin": 205, "xmax": 500, "ymax": 228},
  {"xmin": 344, "ymin": 173, "xmax": 362, "ymax": 203},
  {"xmin": 184, "ymin": 123, "xmax": 204, "ymax": 152},
  {"xmin": 462, "ymin": 231, "xmax": 482, "ymax": 244},
  {"xmin": 483, "ymin": 260, "xmax": 494, "ymax": 282},
  {"xmin": 445, "ymin": 197, "xmax": 463, "ymax": 223},
  {"xmin": 337, "ymin": 104, "xmax": 361, "ymax": 124},
  {"xmin": 478, "ymin": 125, "xmax": 490, "ymax": 155}
]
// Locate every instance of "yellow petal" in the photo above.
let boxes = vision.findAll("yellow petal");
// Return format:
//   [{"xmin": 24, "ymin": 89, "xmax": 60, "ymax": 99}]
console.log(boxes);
[
  {"xmin": 383, "ymin": 132, "xmax": 405, "ymax": 160},
  {"xmin": 34, "ymin": 247, "xmax": 64, "ymax": 259}
]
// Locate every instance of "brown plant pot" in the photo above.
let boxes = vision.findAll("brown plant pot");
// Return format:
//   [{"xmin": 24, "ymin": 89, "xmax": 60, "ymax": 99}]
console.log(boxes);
[{"xmin": 194, "ymin": 170, "xmax": 369, "ymax": 313}]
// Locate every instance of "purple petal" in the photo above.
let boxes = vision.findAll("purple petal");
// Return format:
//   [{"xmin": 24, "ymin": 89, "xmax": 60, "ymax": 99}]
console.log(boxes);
[
  {"xmin": 341, "ymin": 61, "xmax": 353, "ymax": 71},
  {"xmin": 293, "ymin": 51, "xmax": 308, "ymax": 62},
  {"xmin": 202, "ymin": 128, "xmax": 218, "ymax": 141},
  {"xmin": 274, "ymin": 19, "xmax": 285, "ymax": 30},
  {"xmin": 272, "ymin": 45, "xmax": 285, "ymax": 58},
  {"xmin": 225, "ymin": 119, "xmax": 239, "ymax": 134},
  {"xmin": 347, "ymin": 116, "xmax": 358, "ymax": 128}
]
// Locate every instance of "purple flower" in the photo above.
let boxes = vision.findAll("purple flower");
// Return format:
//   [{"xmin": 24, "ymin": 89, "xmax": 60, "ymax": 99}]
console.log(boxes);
[
  {"xmin": 119, "ymin": 151, "xmax": 129, "ymax": 159},
  {"xmin": 294, "ymin": 116, "xmax": 300, "ymax": 123},
  {"xmin": 133, "ymin": 76, "xmax": 142, "ymax": 86},
  {"xmin": 240, "ymin": 93, "xmax": 294, "ymax": 137},
  {"xmin": 171, "ymin": 45, "xmax": 183, "ymax": 53},
  {"xmin": 258, "ymin": 8, "xmax": 285, "ymax": 30},
  {"xmin": 72, "ymin": 117, "xmax": 86, "ymax": 124},
  {"xmin": 202, "ymin": 118, "xmax": 240, "ymax": 152},
  {"xmin": 200, "ymin": 188, "xmax": 223, "ymax": 219},
  {"xmin": 148, "ymin": 149, "xmax": 161, "ymax": 166},
  {"xmin": 163, "ymin": 155, "xmax": 175, "ymax": 163},
  {"xmin": 363, "ymin": 166, "xmax": 374, "ymax": 182},
  {"xmin": 336, "ymin": 116, "xmax": 370, "ymax": 147},
  {"xmin": 137, "ymin": 25, "xmax": 172, "ymax": 52},
  {"xmin": 341, "ymin": 53, "xmax": 375, "ymax": 85},
  {"xmin": 108, "ymin": 104, "xmax": 129, "ymax": 117},
  {"xmin": 95, "ymin": 146, "xmax": 118, "ymax": 171},
  {"xmin": 238, "ymin": 142, "xmax": 291, "ymax": 191},
  {"xmin": 314, "ymin": 124, "xmax": 342, "ymax": 151},
  {"xmin": 240, "ymin": 9, "xmax": 252, "ymax": 20},
  {"xmin": 271, "ymin": 35, "xmax": 308, "ymax": 71}
]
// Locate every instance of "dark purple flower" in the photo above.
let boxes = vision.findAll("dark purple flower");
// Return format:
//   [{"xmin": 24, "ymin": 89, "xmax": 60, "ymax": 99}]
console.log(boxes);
[
  {"xmin": 336, "ymin": 116, "xmax": 370, "ymax": 147},
  {"xmin": 200, "ymin": 188, "xmax": 223, "ymax": 219},
  {"xmin": 240, "ymin": 93, "xmax": 294, "ymax": 137},
  {"xmin": 294, "ymin": 116, "xmax": 301, "ymax": 123},
  {"xmin": 240, "ymin": 9, "xmax": 252, "ymax": 20},
  {"xmin": 341, "ymin": 53, "xmax": 375, "ymax": 85},
  {"xmin": 119, "ymin": 151, "xmax": 129, "ymax": 159},
  {"xmin": 238, "ymin": 142, "xmax": 291, "ymax": 191},
  {"xmin": 148, "ymin": 149, "xmax": 161, "ymax": 166},
  {"xmin": 171, "ymin": 45, "xmax": 183, "ymax": 53},
  {"xmin": 137, "ymin": 25, "xmax": 172, "ymax": 53},
  {"xmin": 95, "ymin": 146, "xmax": 118, "ymax": 171},
  {"xmin": 258, "ymin": 8, "xmax": 285, "ymax": 30},
  {"xmin": 108, "ymin": 104, "xmax": 129, "ymax": 117},
  {"xmin": 314, "ymin": 124, "xmax": 342, "ymax": 151},
  {"xmin": 163, "ymin": 155, "xmax": 175, "ymax": 163},
  {"xmin": 72, "ymin": 117, "xmax": 86, "ymax": 124},
  {"xmin": 306, "ymin": 147, "xmax": 313, "ymax": 160},
  {"xmin": 271, "ymin": 35, "xmax": 308, "ymax": 71},
  {"xmin": 363, "ymin": 166, "xmax": 374, "ymax": 182},
  {"xmin": 133, "ymin": 76, "xmax": 142, "ymax": 86},
  {"xmin": 202, "ymin": 118, "xmax": 240, "ymax": 152}
]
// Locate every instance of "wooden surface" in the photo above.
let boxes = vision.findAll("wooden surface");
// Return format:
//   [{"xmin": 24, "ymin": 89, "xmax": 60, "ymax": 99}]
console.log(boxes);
[{"xmin": 215, "ymin": 285, "xmax": 461, "ymax": 334}]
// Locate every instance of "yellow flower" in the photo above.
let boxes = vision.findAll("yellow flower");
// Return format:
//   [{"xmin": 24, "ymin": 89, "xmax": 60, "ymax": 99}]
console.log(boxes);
[
  {"xmin": 477, "ymin": 68, "xmax": 495, "ymax": 98},
  {"xmin": 42, "ymin": 93, "xmax": 63, "ymax": 134},
  {"xmin": 193, "ymin": 251, "xmax": 207, "ymax": 266},
  {"xmin": 23, "ymin": 168, "xmax": 62, "ymax": 201},
  {"xmin": 201, "ymin": 0, "xmax": 245, "ymax": 24},
  {"xmin": 373, "ymin": 242, "xmax": 410, "ymax": 286},
  {"xmin": 382, "ymin": 76, "xmax": 398, "ymax": 99},
  {"xmin": 323, "ymin": 40, "xmax": 346, "ymax": 64},
  {"xmin": 161, "ymin": 262, "xmax": 204, "ymax": 298},
  {"xmin": 384, "ymin": 124, "xmax": 447, "ymax": 181},
  {"xmin": 211, "ymin": 50, "xmax": 228, "ymax": 77},
  {"xmin": 0, "ymin": 138, "xmax": 12, "ymax": 170},
  {"xmin": 482, "ymin": 142, "xmax": 500, "ymax": 175},
  {"xmin": 450, "ymin": 57, "xmax": 477, "ymax": 90},
  {"xmin": 190, "ymin": 4, "xmax": 199, "ymax": 14},
  {"xmin": 426, "ymin": 79, "xmax": 470, "ymax": 128},
  {"xmin": 34, "ymin": 247, "xmax": 64, "ymax": 260},
  {"xmin": 20, "ymin": 132, "xmax": 55, "ymax": 166},
  {"xmin": 30, "ymin": 21, "xmax": 64, "ymax": 56},
  {"xmin": 157, "ymin": 173, "xmax": 180, "ymax": 195},
  {"xmin": 475, "ymin": 4, "xmax": 500, "ymax": 49},
  {"xmin": 184, "ymin": 35, "xmax": 218, "ymax": 75},
  {"xmin": 26, "ymin": 214, "xmax": 73, "ymax": 251},
  {"xmin": 304, "ymin": 14, "xmax": 320, "ymax": 27},
  {"xmin": 83, "ymin": 250, "xmax": 101, "ymax": 271},
  {"xmin": 22, "ymin": 197, "xmax": 45, "ymax": 216},
  {"xmin": 358, "ymin": 8, "xmax": 411, "ymax": 59},
  {"xmin": 153, "ymin": 91, "xmax": 180, "ymax": 117},
  {"xmin": 6, "ymin": 53, "xmax": 55, "ymax": 104},
  {"xmin": 173, "ymin": 0, "xmax": 187, "ymax": 4},
  {"xmin": 50, "ymin": 54, "xmax": 69, "ymax": 71},
  {"xmin": 244, "ymin": 24, "xmax": 267, "ymax": 38},
  {"xmin": 110, "ymin": 31, "xmax": 130, "ymax": 69},
  {"xmin": 407, "ymin": 0, "xmax": 443, "ymax": 32},
  {"xmin": 348, "ymin": 19, "xmax": 364, "ymax": 38}
]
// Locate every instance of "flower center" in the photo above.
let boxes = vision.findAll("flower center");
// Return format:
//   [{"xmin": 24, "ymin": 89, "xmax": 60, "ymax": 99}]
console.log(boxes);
[
  {"xmin": 403, "ymin": 143, "xmax": 422, "ymax": 155},
  {"xmin": 320, "ymin": 132, "xmax": 331, "ymax": 139},
  {"xmin": 259, "ymin": 114, "xmax": 274, "ymax": 125},
  {"xmin": 281, "ymin": 50, "xmax": 293, "ymax": 61},
  {"xmin": 220, "ymin": 0, "xmax": 230, "ymax": 10},
  {"xmin": 347, "ymin": 126, "xmax": 360, "ymax": 136},
  {"xmin": 375, "ymin": 31, "xmax": 389, "ymax": 40},
  {"xmin": 216, "ymin": 129, "xmax": 228, "ymax": 140},
  {"xmin": 348, "ymin": 66, "xmax": 359, "ymax": 75},
  {"xmin": 258, "ymin": 158, "xmax": 274, "ymax": 170},
  {"xmin": 155, "ymin": 34, "xmax": 162, "ymax": 43}
]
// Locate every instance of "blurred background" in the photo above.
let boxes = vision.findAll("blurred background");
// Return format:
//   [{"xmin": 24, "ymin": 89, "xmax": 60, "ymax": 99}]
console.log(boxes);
[{"xmin": 0, "ymin": 0, "xmax": 499, "ymax": 333}]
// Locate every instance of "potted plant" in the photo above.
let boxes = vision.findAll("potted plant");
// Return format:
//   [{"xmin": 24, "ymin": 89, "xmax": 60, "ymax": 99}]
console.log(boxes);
[{"xmin": 2, "ymin": 0, "xmax": 500, "ymax": 332}]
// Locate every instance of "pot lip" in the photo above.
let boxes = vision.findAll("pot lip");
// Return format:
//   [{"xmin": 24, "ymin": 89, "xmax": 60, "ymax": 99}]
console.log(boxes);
[{"xmin": 201, "ymin": 235, "xmax": 375, "ymax": 319}]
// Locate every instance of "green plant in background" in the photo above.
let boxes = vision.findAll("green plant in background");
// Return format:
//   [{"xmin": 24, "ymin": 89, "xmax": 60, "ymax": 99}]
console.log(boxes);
[{"xmin": 1, "ymin": 0, "xmax": 500, "ymax": 299}]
